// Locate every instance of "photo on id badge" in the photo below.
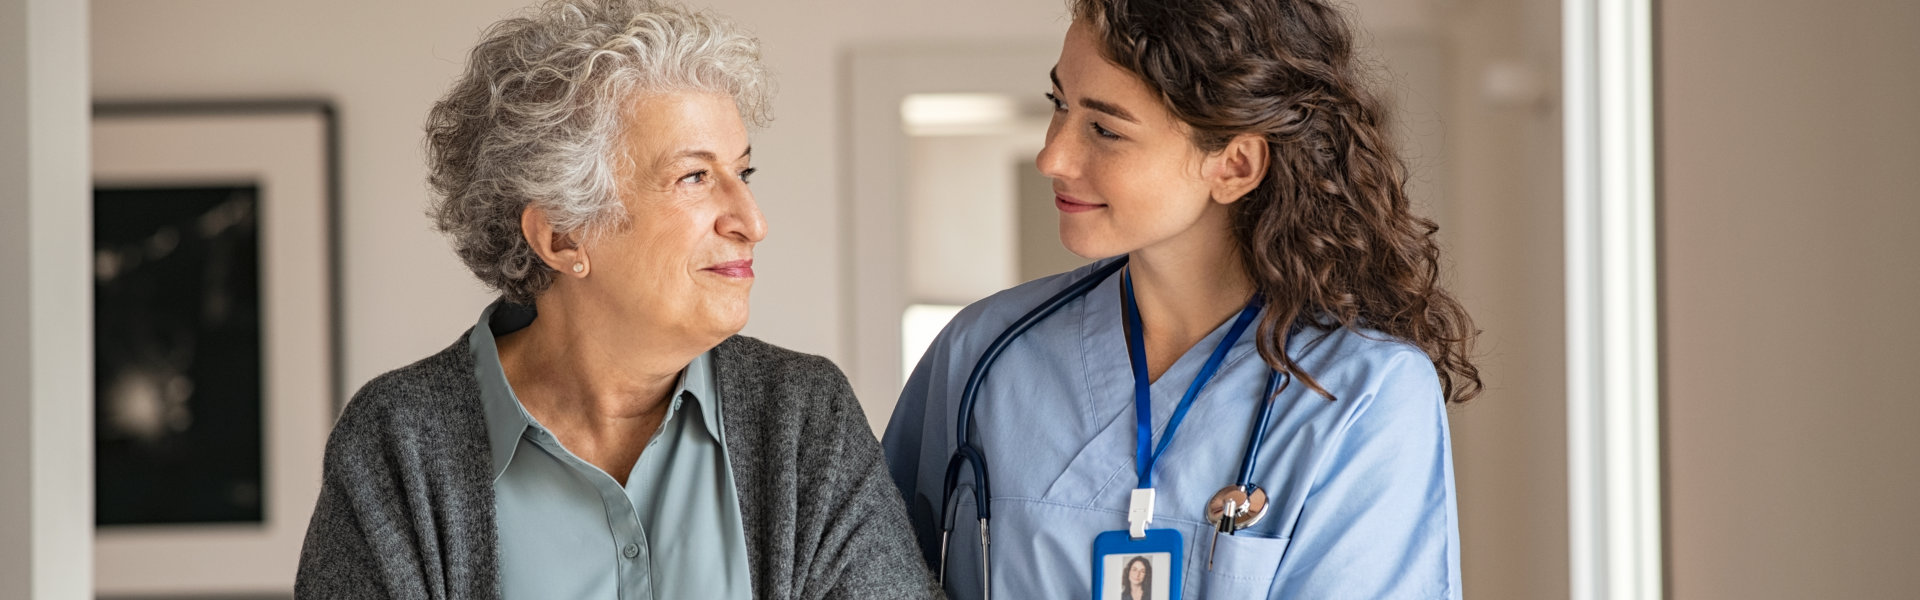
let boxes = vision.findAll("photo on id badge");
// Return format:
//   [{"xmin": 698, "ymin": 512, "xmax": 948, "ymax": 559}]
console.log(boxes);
[
  {"xmin": 1092, "ymin": 528, "xmax": 1182, "ymax": 600},
  {"xmin": 1100, "ymin": 552, "xmax": 1173, "ymax": 600}
]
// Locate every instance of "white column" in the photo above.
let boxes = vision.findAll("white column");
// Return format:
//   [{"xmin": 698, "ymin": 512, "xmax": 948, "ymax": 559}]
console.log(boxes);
[
  {"xmin": 1564, "ymin": 0, "xmax": 1661, "ymax": 599},
  {"xmin": 0, "ymin": 0, "xmax": 94, "ymax": 597}
]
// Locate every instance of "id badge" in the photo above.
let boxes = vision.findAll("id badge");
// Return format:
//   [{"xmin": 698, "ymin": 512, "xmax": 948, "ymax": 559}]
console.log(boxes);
[{"xmin": 1091, "ymin": 528, "xmax": 1183, "ymax": 600}]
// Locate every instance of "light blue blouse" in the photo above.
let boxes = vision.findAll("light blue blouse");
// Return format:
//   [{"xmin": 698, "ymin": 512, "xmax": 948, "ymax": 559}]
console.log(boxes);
[
  {"xmin": 471, "ymin": 301, "xmax": 753, "ymax": 600},
  {"xmin": 883, "ymin": 258, "xmax": 1462, "ymax": 599}
]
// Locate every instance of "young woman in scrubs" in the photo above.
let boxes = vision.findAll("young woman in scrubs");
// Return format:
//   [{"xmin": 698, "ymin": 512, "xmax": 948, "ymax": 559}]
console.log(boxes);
[{"xmin": 883, "ymin": 0, "xmax": 1482, "ymax": 598}]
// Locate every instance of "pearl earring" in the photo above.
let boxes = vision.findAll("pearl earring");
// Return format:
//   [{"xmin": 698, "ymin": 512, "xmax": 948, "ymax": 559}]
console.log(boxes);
[{"xmin": 571, "ymin": 263, "xmax": 585, "ymax": 274}]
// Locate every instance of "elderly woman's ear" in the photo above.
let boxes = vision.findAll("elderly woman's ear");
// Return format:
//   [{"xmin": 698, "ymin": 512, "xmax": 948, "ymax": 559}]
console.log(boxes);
[{"xmin": 519, "ymin": 205, "xmax": 588, "ymax": 277}]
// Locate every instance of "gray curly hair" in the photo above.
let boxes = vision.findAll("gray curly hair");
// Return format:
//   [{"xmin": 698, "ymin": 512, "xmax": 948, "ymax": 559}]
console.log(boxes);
[{"xmin": 426, "ymin": 0, "xmax": 773, "ymax": 304}]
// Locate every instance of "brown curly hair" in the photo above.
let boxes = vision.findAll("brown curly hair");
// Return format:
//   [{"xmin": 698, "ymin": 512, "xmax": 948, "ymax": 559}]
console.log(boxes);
[{"xmin": 1070, "ymin": 0, "xmax": 1482, "ymax": 403}]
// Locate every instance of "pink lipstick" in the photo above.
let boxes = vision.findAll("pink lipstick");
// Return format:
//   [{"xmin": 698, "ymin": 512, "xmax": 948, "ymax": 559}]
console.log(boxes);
[{"xmin": 705, "ymin": 259, "xmax": 754, "ymax": 279}]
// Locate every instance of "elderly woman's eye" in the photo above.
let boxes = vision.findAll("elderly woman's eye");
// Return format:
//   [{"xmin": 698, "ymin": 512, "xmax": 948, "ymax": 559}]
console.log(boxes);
[
  {"xmin": 1045, "ymin": 92, "xmax": 1065, "ymax": 111},
  {"xmin": 739, "ymin": 167, "xmax": 757, "ymax": 183},
  {"xmin": 680, "ymin": 170, "xmax": 708, "ymax": 185}
]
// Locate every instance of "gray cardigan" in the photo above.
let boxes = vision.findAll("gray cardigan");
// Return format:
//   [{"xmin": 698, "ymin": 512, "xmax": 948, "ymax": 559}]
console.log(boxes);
[{"xmin": 295, "ymin": 332, "xmax": 940, "ymax": 599}]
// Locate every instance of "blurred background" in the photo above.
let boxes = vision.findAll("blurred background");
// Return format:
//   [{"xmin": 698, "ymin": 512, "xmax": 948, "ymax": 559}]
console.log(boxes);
[{"xmin": 3, "ymin": 0, "xmax": 1916, "ymax": 598}]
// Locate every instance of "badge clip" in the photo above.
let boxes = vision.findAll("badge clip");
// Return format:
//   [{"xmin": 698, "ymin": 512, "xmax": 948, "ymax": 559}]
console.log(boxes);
[{"xmin": 1127, "ymin": 488, "xmax": 1155, "ymax": 539}]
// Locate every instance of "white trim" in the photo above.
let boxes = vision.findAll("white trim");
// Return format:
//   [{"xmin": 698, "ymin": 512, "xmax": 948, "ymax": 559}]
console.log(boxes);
[
  {"xmin": 1, "ymin": 0, "xmax": 93, "ymax": 597},
  {"xmin": 1565, "ymin": 0, "xmax": 1662, "ymax": 599}
]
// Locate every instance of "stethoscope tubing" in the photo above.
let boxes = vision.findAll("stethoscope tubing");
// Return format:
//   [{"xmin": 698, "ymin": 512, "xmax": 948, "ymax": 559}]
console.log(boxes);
[
  {"xmin": 937, "ymin": 254, "xmax": 1288, "ymax": 594},
  {"xmin": 1237, "ymin": 369, "xmax": 1286, "ymax": 488},
  {"xmin": 946, "ymin": 256, "xmax": 1130, "ymax": 527}
]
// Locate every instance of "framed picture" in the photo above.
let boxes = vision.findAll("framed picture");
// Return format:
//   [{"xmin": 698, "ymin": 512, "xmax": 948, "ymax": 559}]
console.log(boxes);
[{"xmin": 91, "ymin": 101, "xmax": 339, "ymax": 597}]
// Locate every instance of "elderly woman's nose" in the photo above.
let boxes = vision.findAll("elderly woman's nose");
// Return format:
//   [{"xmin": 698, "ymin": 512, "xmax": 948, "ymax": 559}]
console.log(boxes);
[{"xmin": 718, "ymin": 184, "xmax": 767, "ymax": 243}]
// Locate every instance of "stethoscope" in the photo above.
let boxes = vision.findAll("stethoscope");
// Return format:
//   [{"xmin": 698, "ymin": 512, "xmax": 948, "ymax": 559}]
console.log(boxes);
[{"xmin": 937, "ymin": 255, "xmax": 1289, "ymax": 596}]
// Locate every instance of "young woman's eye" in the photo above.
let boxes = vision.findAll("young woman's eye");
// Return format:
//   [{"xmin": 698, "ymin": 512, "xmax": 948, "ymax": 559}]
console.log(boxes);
[
  {"xmin": 738, "ymin": 167, "xmax": 757, "ymax": 183},
  {"xmin": 679, "ymin": 170, "xmax": 708, "ymax": 185},
  {"xmin": 1045, "ymin": 92, "xmax": 1066, "ymax": 111},
  {"xmin": 1090, "ymin": 121, "xmax": 1121, "ymax": 140}
]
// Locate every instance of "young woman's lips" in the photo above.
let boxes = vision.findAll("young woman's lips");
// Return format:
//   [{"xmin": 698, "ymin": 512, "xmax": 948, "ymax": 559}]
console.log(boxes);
[
  {"xmin": 705, "ymin": 259, "xmax": 754, "ymax": 279},
  {"xmin": 1055, "ymin": 193, "xmax": 1105, "ymax": 214}
]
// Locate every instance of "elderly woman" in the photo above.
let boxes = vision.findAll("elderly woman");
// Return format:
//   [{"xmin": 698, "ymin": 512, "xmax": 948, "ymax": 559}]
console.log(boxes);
[{"xmin": 295, "ymin": 1, "xmax": 936, "ymax": 598}]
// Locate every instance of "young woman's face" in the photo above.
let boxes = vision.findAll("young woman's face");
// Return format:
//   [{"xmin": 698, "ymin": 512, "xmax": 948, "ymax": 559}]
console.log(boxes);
[
  {"xmin": 1128, "ymin": 559, "xmax": 1147, "ymax": 584},
  {"xmin": 1036, "ymin": 20, "xmax": 1227, "ymax": 260}
]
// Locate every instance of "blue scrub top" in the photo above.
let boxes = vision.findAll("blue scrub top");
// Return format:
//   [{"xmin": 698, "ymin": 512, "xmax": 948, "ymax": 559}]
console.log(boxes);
[{"xmin": 882, "ymin": 258, "xmax": 1462, "ymax": 599}]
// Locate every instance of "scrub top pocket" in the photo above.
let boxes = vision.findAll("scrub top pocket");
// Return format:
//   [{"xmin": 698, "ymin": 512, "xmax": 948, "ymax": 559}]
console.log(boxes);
[{"xmin": 1193, "ymin": 531, "xmax": 1288, "ymax": 598}]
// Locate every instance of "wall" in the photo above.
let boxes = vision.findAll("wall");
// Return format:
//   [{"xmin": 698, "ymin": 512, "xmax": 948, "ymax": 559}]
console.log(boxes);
[
  {"xmin": 1430, "ymin": 0, "xmax": 1570, "ymax": 597},
  {"xmin": 1662, "ymin": 0, "xmax": 1920, "ymax": 597},
  {"xmin": 2, "ymin": 0, "xmax": 93, "ymax": 598}
]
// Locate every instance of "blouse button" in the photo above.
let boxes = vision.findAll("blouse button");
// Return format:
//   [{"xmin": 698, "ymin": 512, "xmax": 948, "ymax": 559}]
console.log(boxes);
[{"xmin": 622, "ymin": 543, "xmax": 640, "ymax": 559}]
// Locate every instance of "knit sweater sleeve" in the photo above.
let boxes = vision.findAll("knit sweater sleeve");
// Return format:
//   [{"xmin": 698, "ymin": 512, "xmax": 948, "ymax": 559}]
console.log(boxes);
[
  {"xmin": 717, "ymin": 337, "xmax": 942, "ymax": 600},
  {"xmin": 296, "ymin": 381, "xmax": 430, "ymax": 599},
  {"xmin": 796, "ymin": 356, "xmax": 944, "ymax": 600},
  {"xmin": 294, "ymin": 340, "xmax": 499, "ymax": 600}
]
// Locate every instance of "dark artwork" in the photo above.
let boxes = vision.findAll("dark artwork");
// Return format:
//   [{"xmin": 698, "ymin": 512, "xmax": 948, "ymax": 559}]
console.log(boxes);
[{"xmin": 94, "ymin": 185, "xmax": 264, "ymax": 526}]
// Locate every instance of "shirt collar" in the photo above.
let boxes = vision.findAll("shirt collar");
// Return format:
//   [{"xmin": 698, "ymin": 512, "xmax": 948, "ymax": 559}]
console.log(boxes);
[
  {"xmin": 681, "ymin": 351, "xmax": 725, "ymax": 445},
  {"xmin": 472, "ymin": 300, "xmax": 535, "ymax": 482},
  {"xmin": 470, "ymin": 299, "xmax": 726, "ymax": 482}
]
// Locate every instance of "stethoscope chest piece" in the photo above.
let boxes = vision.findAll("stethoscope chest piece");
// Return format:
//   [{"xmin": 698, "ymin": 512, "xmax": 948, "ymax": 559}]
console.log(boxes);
[
  {"xmin": 1206, "ymin": 484, "xmax": 1270, "ymax": 532},
  {"xmin": 1205, "ymin": 483, "xmax": 1272, "ymax": 570}
]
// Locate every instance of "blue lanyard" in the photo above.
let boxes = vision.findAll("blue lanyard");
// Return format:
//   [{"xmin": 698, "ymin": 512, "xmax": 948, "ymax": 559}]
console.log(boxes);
[{"xmin": 1121, "ymin": 270, "xmax": 1263, "ymax": 489}]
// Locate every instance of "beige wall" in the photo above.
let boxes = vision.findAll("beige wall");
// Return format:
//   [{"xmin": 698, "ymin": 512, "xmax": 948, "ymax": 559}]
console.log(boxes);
[
  {"xmin": 1662, "ymin": 1, "xmax": 1920, "ymax": 597},
  {"xmin": 1431, "ymin": 1, "xmax": 1569, "ymax": 598}
]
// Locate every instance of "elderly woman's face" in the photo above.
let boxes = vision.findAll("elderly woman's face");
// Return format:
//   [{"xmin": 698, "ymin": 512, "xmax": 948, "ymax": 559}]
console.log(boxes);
[{"xmin": 589, "ymin": 91, "xmax": 765, "ymax": 341}]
